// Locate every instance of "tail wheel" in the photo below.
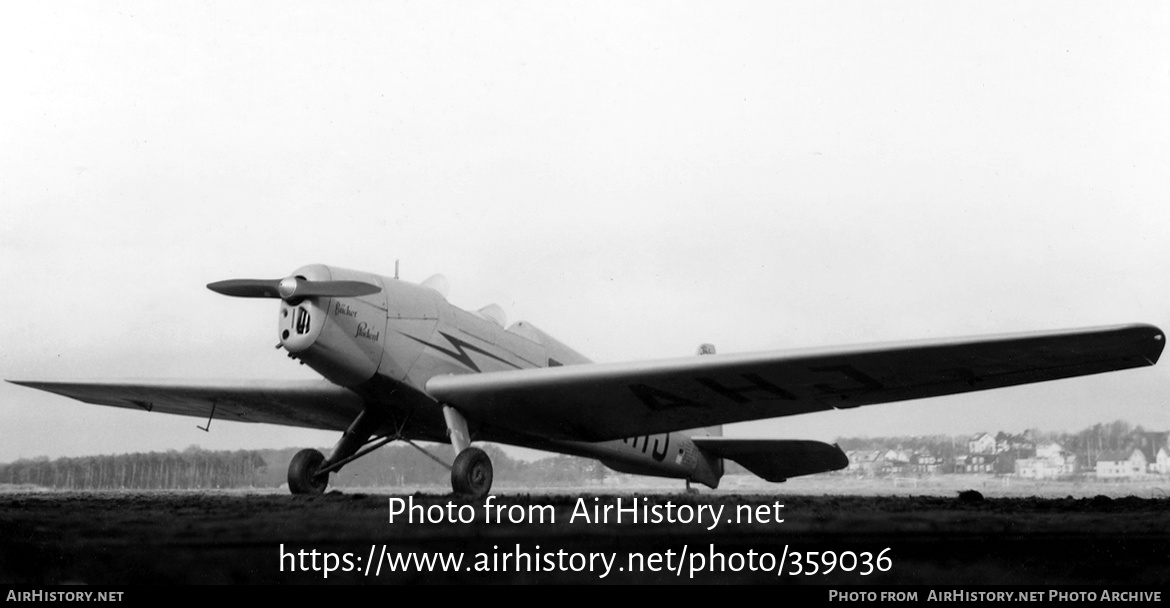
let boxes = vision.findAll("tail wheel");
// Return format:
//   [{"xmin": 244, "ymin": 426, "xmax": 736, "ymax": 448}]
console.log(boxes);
[
  {"xmin": 288, "ymin": 448, "xmax": 328, "ymax": 495},
  {"xmin": 451, "ymin": 447, "xmax": 493, "ymax": 498}
]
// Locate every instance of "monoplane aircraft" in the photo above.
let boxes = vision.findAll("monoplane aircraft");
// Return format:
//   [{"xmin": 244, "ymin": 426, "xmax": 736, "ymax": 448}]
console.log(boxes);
[{"xmin": 10, "ymin": 264, "xmax": 1164, "ymax": 497}]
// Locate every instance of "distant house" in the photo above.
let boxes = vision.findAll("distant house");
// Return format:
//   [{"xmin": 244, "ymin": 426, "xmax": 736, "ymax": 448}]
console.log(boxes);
[
  {"xmin": 846, "ymin": 450, "xmax": 885, "ymax": 476},
  {"xmin": 910, "ymin": 450, "xmax": 943, "ymax": 475},
  {"xmin": 959, "ymin": 453, "xmax": 997, "ymax": 474},
  {"xmin": 1136, "ymin": 432, "xmax": 1170, "ymax": 475},
  {"xmin": 1096, "ymin": 449, "xmax": 1148, "ymax": 479},
  {"xmin": 1015, "ymin": 443, "xmax": 1076, "ymax": 479},
  {"xmin": 996, "ymin": 431, "xmax": 1036, "ymax": 456},
  {"xmin": 878, "ymin": 449, "xmax": 916, "ymax": 476},
  {"xmin": 968, "ymin": 433, "xmax": 997, "ymax": 455},
  {"xmin": 1154, "ymin": 447, "xmax": 1170, "ymax": 476},
  {"xmin": 883, "ymin": 449, "xmax": 912, "ymax": 464}
]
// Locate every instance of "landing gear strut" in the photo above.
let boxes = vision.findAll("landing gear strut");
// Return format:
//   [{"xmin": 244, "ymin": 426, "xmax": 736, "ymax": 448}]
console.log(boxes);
[
  {"xmin": 287, "ymin": 410, "xmax": 384, "ymax": 495},
  {"xmin": 288, "ymin": 448, "xmax": 328, "ymax": 495},
  {"xmin": 284, "ymin": 406, "xmax": 496, "ymax": 498},
  {"xmin": 444, "ymin": 405, "xmax": 493, "ymax": 498}
]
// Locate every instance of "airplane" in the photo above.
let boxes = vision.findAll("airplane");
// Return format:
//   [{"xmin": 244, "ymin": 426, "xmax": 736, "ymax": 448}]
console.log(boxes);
[{"xmin": 8, "ymin": 263, "xmax": 1165, "ymax": 498}]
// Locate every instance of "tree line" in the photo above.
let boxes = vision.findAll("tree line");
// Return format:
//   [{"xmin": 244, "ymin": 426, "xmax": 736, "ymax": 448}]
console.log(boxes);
[
  {"xmin": 0, "ymin": 447, "xmax": 267, "ymax": 489},
  {"xmin": 0, "ymin": 444, "xmax": 607, "ymax": 490}
]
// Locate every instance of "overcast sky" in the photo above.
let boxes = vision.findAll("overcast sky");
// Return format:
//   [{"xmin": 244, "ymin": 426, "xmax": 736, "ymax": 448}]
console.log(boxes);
[{"xmin": 3, "ymin": 2, "xmax": 1169, "ymax": 463}]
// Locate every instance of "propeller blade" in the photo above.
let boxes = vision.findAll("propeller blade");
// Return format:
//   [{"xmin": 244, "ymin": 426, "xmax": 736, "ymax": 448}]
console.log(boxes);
[
  {"xmin": 206, "ymin": 279, "xmax": 283, "ymax": 298},
  {"xmin": 207, "ymin": 278, "xmax": 381, "ymax": 300},
  {"xmin": 292, "ymin": 280, "xmax": 382, "ymax": 298}
]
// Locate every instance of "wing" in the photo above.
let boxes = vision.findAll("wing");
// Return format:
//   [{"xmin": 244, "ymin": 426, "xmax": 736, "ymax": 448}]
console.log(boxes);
[
  {"xmin": 7, "ymin": 379, "xmax": 364, "ymax": 431},
  {"xmin": 427, "ymin": 324, "xmax": 1164, "ymax": 442}
]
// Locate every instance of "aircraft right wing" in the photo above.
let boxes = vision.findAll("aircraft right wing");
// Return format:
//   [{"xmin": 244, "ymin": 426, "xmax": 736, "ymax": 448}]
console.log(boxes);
[{"xmin": 427, "ymin": 324, "xmax": 1164, "ymax": 442}]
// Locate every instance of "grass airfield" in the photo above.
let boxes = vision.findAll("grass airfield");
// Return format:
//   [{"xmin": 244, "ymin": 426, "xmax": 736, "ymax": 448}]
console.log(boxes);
[{"xmin": 0, "ymin": 474, "xmax": 1167, "ymax": 584}]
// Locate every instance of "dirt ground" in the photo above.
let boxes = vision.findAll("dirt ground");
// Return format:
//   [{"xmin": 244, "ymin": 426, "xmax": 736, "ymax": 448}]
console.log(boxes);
[{"xmin": 0, "ymin": 485, "xmax": 1167, "ymax": 585}]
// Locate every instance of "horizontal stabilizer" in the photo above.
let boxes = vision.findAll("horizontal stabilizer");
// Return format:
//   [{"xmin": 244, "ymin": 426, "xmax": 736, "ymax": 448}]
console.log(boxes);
[{"xmin": 692, "ymin": 438, "xmax": 848, "ymax": 481}]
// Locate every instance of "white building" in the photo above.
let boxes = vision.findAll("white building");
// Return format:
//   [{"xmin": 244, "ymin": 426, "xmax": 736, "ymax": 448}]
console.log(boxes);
[
  {"xmin": 1153, "ymin": 447, "xmax": 1170, "ymax": 475},
  {"xmin": 1096, "ymin": 449, "xmax": 1147, "ymax": 479},
  {"xmin": 1016, "ymin": 443, "xmax": 1076, "ymax": 479},
  {"xmin": 967, "ymin": 433, "xmax": 996, "ymax": 455}
]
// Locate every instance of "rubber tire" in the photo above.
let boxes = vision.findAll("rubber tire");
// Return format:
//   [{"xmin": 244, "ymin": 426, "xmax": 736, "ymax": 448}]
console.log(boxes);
[
  {"xmin": 288, "ymin": 448, "xmax": 328, "ymax": 495},
  {"xmin": 451, "ymin": 447, "xmax": 493, "ymax": 499}
]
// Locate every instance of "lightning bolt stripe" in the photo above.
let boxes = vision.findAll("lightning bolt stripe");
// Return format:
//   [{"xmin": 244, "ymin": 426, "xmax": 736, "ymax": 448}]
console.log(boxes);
[{"xmin": 404, "ymin": 331, "xmax": 522, "ymax": 373}]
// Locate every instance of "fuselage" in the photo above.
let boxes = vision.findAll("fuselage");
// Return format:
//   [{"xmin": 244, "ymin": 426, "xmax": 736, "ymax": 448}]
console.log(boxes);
[{"xmin": 275, "ymin": 264, "xmax": 723, "ymax": 487}]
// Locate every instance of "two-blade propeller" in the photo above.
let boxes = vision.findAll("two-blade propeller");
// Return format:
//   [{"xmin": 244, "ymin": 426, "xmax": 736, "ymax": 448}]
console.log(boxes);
[{"xmin": 207, "ymin": 277, "xmax": 380, "ymax": 300}]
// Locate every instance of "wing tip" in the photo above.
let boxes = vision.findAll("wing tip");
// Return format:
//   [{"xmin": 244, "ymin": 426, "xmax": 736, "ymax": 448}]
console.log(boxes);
[
  {"xmin": 8, "ymin": 379, "xmax": 84, "ymax": 389},
  {"xmin": 1139, "ymin": 323, "xmax": 1165, "ymax": 365}
]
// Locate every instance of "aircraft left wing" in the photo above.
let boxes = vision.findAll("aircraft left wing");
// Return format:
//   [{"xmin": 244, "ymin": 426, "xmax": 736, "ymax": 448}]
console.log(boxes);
[
  {"xmin": 7, "ymin": 379, "xmax": 364, "ymax": 431},
  {"xmin": 427, "ymin": 324, "xmax": 1164, "ymax": 442}
]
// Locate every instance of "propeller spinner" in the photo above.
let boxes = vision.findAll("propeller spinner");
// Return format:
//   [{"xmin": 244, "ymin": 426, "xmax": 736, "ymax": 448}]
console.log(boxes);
[{"xmin": 207, "ymin": 276, "xmax": 381, "ymax": 300}]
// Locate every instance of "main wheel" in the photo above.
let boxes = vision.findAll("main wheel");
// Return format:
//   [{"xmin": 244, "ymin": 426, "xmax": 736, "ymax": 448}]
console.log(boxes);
[
  {"xmin": 451, "ymin": 447, "xmax": 493, "ymax": 498},
  {"xmin": 288, "ymin": 448, "xmax": 328, "ymax": 495}
]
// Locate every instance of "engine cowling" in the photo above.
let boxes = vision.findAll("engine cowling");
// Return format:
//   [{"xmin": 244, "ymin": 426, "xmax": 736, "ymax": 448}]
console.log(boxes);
[{"xmin": 277, "ymin": 264, "xmax": 388, "ymax": 387}]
